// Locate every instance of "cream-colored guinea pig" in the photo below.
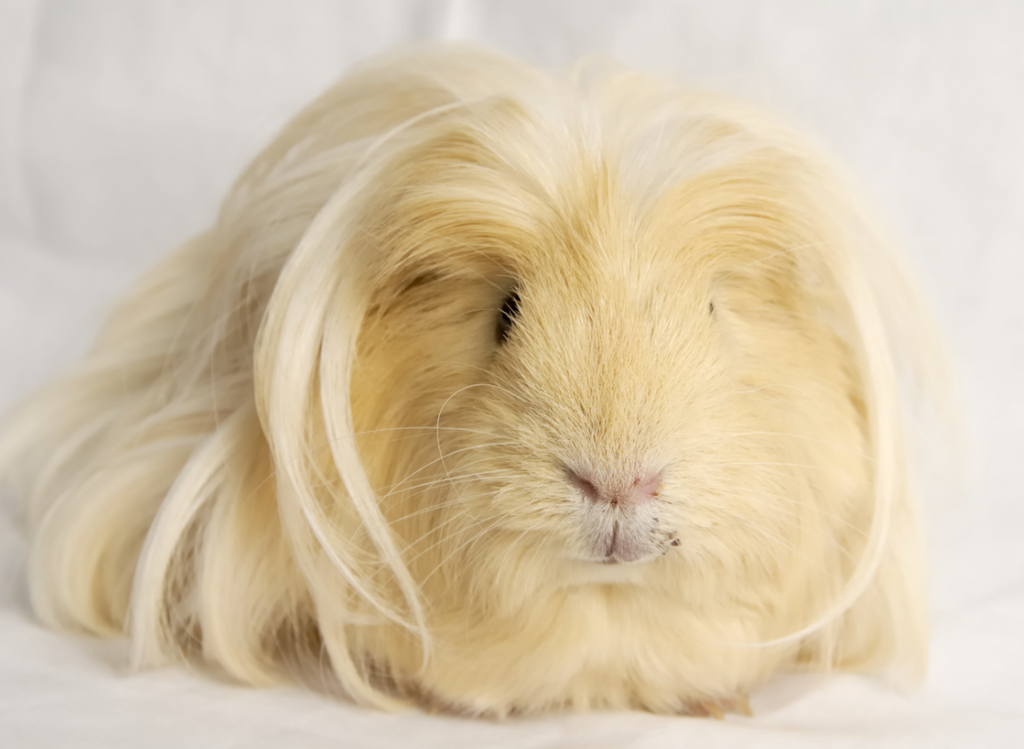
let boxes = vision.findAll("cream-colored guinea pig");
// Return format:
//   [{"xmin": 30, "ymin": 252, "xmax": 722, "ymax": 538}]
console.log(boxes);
[{"xmin": 0, "ymin": 45, "xmax": 943, "ymax": 717}]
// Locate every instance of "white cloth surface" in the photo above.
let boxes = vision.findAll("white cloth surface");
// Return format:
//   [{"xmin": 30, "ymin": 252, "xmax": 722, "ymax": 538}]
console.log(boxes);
[{"xmin": 1, "ymin": 1, "xmax": 1021, "ymax": 746}]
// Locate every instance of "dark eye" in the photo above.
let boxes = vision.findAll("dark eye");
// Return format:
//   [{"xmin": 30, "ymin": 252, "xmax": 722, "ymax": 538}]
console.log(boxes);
[
  {"xmin": 709, "ymin": 300, "xmax": 715, "ymax": 314},
  {"xmin": 497, "ymin": 288, "xmax": 521, "ymax": 344}
]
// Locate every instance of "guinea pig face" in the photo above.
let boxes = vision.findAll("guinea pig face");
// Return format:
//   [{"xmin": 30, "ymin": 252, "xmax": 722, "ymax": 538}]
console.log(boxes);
[
  {"xmin": 355, "ymin": 116, "xmax": 866, "ymax": 613},
  {"xmin": 478, "ymin": 200, "xmax": 722, "ymax": 570}
]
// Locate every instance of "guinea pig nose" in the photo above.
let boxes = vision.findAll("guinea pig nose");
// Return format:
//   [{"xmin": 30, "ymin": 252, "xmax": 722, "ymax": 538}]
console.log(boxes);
[{"xmin": 567, "ymin": 468, "xmax": 662, "ymax": 507}]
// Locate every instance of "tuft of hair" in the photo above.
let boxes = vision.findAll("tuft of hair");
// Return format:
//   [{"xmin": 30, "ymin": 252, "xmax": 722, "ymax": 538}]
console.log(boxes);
[{"xmin": 0, "ymin": 44, "xmax": 949, "ymax": 714}]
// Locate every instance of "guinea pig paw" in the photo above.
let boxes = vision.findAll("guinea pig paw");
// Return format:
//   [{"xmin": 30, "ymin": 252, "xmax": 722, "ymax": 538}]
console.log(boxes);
[
  {"xmin": 678, "ymin": 693, "xmax": 753, "ymax": 719},
  {"xmin": 416, "ymin": 689, "xmax": 485, "ymax": 718},
  {"xmin": 420, "ymin": 692, "xmax": 525, "ymax": 721}
]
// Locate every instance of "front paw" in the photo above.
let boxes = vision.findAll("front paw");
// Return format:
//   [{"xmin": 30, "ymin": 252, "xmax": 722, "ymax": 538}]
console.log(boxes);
[{"xmin": 678, "ymin": 693, "xmax": 753, "ymax": 719}]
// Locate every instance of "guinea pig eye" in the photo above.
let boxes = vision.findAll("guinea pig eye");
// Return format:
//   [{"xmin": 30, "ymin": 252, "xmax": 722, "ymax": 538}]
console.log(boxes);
[
  {"xmin": 496, "ymin": 288, "xmax": 521, "ymax": 344},
  {"xmin": 709, "ymin": 301, "xmax": 715, "ymax": 314}
]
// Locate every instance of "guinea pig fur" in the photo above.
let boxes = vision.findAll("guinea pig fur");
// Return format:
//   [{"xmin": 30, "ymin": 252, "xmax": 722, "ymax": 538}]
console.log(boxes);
[{"xmin": 0, "ymin": 45, "xmax": 940, "ymax": 717}]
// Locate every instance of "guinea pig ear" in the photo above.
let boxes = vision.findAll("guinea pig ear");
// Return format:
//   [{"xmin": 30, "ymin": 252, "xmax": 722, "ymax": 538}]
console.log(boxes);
[{"xmin": 252, "ymin": 163, "xmax": 429, "ymax": 707}]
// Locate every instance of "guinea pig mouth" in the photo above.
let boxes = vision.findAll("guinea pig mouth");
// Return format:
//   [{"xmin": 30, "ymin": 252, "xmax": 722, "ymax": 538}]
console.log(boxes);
[
  {"xmin": 603, "ymin": 521, "xmax": 631, "ymax": 563},
  {"xmin": 590, "ymin": 520, "xmax": 666, "ymax": 565}
]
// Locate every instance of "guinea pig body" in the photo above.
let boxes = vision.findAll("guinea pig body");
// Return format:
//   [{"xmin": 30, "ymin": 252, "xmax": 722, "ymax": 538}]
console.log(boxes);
[{"xmin": 1, "ymin": 45, "xmax": 933, "ymax": 716}]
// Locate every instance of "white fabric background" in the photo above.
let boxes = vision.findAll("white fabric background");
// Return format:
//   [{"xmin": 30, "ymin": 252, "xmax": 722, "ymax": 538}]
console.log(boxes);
[{"xmin": 1, "ymin": 1, "xmax": 1021, "ymax": 746}]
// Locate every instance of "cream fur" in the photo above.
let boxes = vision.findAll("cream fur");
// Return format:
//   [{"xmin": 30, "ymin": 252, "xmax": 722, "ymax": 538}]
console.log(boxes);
[{"xmin": 0, "ymin": 45, "xmax": 943, "ymax": 716}]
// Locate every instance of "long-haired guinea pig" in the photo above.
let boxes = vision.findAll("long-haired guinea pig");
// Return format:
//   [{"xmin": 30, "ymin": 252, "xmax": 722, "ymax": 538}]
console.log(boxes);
[{"xmin": 0, "ymin": 45, "xmax": 943, "ymax": 717}]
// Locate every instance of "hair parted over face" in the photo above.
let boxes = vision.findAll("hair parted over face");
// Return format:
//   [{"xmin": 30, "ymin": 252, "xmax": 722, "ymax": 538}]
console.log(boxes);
[{"xmin": 1, "ymin": 46, "xmax": 941, "ymax": 716}]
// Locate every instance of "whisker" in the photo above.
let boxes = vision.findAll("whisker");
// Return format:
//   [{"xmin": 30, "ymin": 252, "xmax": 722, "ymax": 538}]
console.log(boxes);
[
  {"xmin": 727, "ymin": 383, "xmax": 835, "ymax": 412},
  {"xmin": 352, "ymin": 425, "xmax": 503, "ymax": 440},
  {"xmin": 410, "ymin": 514, "xmax": 508, "ymax": 573},
  {"xmin": 435, "ymin": 384, "xmax": 498, "ymax": 505},
  {"xmin": 384, "ymin": 490, "xmax": 514, "ymax": 526},
  {"xmin": 375, "ymin": 449, "xmax": 519, "ymax": 488},
  {"xmin": 717, "ymin": 430, "xmax": 874, "ymax": 462},
  {"xmin": 734, "ymin": 486, "xmax": 870, "ymax": 539},
  {"xmin": 378, "ymin": 469, "xmax": 520, "ymax": 501},
  {"xmin": 380, "ymin": 442, "xmax": 517, "ymax": 499},
  {"xmin": 708, "ymin": 460, "xmax": 859, "ymax": 482}
]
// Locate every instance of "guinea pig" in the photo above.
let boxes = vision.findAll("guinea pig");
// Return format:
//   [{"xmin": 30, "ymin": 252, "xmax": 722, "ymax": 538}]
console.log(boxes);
[{"xmin": 0, "ymin": 44, "xmax": 942, "ymax": 717}]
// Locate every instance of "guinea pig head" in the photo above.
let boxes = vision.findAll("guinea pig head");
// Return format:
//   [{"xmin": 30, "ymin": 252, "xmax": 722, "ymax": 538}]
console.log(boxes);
[{"xmin": 345, "ymin": 113, "xmax": 869, "ymax": 633}]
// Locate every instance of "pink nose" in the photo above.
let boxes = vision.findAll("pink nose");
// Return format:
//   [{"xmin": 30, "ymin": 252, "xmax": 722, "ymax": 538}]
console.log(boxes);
[{"xmin": 567, "ymin": 468, "xmax": 663, "ymax": 507}]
